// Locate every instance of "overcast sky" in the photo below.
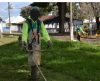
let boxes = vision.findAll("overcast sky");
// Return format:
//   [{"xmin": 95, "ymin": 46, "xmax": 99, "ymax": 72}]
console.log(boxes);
[{"xmin": 0, "ymin": 2, "xmax": 33, "ymax": 20}]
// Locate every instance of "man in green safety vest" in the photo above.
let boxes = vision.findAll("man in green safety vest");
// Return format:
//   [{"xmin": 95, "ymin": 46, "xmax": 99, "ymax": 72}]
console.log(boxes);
[
  {"xmin": 76, "ymin": 25, "xmax": 85, "ymax": 41},
  {"xmin": 21, "ymin": 6, "xmax": 52, "ymax": 81}
]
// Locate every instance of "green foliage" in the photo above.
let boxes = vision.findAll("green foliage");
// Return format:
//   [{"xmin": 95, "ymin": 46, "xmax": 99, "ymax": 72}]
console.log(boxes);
[{"xmin": 30, "ymin": 2, "xmax": 58, "ymax": 15}]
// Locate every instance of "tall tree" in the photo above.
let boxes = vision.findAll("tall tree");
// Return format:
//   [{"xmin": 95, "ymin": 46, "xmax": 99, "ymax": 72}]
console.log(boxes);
[
  {"xmin": 30, "ymin": 2, "xmax": 68, "ymax": 34},
  {"xmin": 72, "ymin": 2, "xmax": 94, "ymax": 20},
  {"xmin": 57, "ymin": 2, "xmax": 67, "ymax": 34},
  {"xmin": 21, "ymin": 2, "xmax": 69, "ymax": 34},
  {"xmin": 30, "ymin": 2, "xmax": 57, "ymax": 15},
  {"xmin": 74, "ymin": 2, "xmax": 100, "ymax": 31},
  {"xmin": 91, "ymin": 2, "xmax": 100, "ymax": 30}
]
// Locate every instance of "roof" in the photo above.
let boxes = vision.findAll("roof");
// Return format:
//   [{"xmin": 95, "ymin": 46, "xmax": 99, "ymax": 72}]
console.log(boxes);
[
  {"xmin": 42, "ymin": 16, "xmax": 70, "ymax": 24},
  {"xmin": 40, "ymin": 16, "xmax": 55, "ymax": 21},
  {"xmin": 5, "ymin": 16, "xmax": 25, "ymax": 24},
  {"xmin": 11, "ymin": 15, "xmax": 83, "ymax": 25}
]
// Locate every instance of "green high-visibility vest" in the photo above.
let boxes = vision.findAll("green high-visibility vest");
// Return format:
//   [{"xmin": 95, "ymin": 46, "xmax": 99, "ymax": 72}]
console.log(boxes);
[{"xmin": 22, "ymin": 18, "xmax": 50, "ymax": 43}]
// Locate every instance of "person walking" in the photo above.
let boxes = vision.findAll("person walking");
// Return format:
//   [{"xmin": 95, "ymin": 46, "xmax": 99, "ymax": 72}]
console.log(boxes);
[
  {"xmin": 76, "ymin": 25, "xmax": 85, "ymax": 41},
  {"xmin": 21, "ymin": 6, "xmax": 52, "ymax": 81}
]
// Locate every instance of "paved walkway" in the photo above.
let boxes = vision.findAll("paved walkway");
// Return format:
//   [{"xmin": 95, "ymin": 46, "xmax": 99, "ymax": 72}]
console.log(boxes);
[{"xmin": 52, "ymin": 35, "xmax": 100, "ymax": 45}]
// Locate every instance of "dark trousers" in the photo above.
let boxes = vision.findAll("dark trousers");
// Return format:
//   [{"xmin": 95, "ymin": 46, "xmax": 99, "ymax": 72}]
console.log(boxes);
[
  {"xmin": 31, "ymin": 66, "xmax": 40, "ymax": 81},
  {"xmin": 77, "ymin": 34, "xmax": 80, "ymax": 41}
]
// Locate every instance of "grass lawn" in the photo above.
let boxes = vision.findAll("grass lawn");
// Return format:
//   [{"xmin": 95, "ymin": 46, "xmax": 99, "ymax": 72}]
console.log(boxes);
[{"xmin": 0, "ymin": 36, "xmax": 100, "ymax": 81}]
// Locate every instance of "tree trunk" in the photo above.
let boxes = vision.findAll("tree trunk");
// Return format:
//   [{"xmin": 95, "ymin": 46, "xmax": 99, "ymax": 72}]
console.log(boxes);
[
  {"xmin": 58, "ymin": 3, "xmax": 66, "ymax": 34},
  {"xmin": 96, "ymin": 17, "xmax": 100, "ymax": 30}
]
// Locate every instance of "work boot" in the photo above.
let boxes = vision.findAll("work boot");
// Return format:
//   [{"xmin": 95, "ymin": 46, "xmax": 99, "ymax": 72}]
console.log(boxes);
[{"xmin": 31, "ymin": 66, "xmax": 40, "ymax": 81}]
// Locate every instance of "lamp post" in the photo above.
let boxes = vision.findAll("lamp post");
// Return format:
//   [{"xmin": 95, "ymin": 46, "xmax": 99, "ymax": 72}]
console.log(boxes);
[
  {"xmin": 8, "ymin": 2, "xmax": 12, "ymax": 33},
  {"xmin": 8, "ymin": 2, "xmax": 11, "ymax": 27}
]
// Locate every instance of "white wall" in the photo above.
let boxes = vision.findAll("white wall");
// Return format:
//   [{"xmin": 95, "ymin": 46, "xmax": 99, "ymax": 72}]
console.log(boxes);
[{"xmin": 0, "ymin": 22, "xmax": 6, "ymax": 33}]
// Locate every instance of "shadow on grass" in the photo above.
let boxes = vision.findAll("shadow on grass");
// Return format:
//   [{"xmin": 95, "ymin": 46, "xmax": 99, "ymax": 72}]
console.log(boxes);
[{"xmin": 0, "ymin": 42, "xmax": 31, "ymax": 81}]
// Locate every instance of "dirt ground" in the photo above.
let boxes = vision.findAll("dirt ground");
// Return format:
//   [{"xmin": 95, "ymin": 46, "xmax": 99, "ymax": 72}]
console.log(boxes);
[{"xmin": 0, "ymin": 36, "xmax": 18, "ymax": 46}]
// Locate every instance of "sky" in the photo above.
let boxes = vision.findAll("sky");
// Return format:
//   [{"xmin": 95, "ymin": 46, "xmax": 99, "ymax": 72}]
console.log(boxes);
[{"xmin": 0, "ymin": 2, "xmax": 33, "ymax": 20}]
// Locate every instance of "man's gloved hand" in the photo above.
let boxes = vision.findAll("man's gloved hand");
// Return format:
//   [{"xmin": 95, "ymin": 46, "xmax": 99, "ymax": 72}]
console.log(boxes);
[
  {"xmin": 47, "ymin": 40, "xmax": 53, "ymax": 48},
  {"xmin": 18, "ymin": 36, "xmax": 22, "ymax": 46},
  {"xmin": 28, "ymin": 43, "xmax": 32, "ymax": 50}
]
